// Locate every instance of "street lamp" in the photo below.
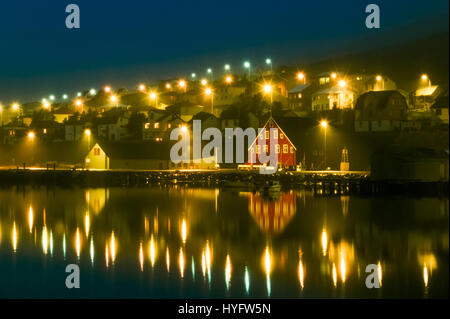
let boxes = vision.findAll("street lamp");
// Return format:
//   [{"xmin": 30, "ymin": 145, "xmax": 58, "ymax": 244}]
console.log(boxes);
[
  {"xmin": 201, "ymin": 79, "xmax": 208, "ymax": 86},
  {"xmin": 42, "ymin": 101, "xmax": 51, "ymax": 110},
  {"xmin": 225, "ymin": 76, "xmax": 233, "ymax": 84},
  {"xmin": 224, "ymin": 64, "xmax": 230, "ymax": 72},
  {"xmin": 75, "ymin": 99, "xmax": 84, "ymax": 113},
  {"xmin": 244, "ymin": 61, "xmax": 251, "ymax": 78},
  {"xmin": 62, "ymin": 94, "xmax": 68, "ymax": 100},
  {"xmin": 178, "ymin": 79, "xmax": 187, "ymax": 92},
  {"xmin": 165, "ymin": 83, "xmax": 172, "ymax": 90},
  {"xmin": 149, "ymin": 92, "xmax": 158, "ymax": 108},
  {"xmin": 266, "ymin": 58, "xmax": 272, "ymax": 71},
  {"xmin": 84, "ymin": 129, "xmax": 91, "ymax": 154},
  {"xmin": 0, "ymin": 104, "xmax": 3, "ymax": 125},
  {"xmin": 138, "ymin": 84, "xmax": 146, "ymax": 92},
  {"xmin": 49, "ymin": 95, "xmax": 55, "ymax": 101},
  {"xmin": 338, "ymin": 80, "xmax": 347, "ymax": 88},
  {"xmin": 110, "ymin": 95, "xmax": 118, "ymax": 106},
  {"xmin": 263, "ymin": 83, "xmax": 273, "ymax": 104},
  {"xmin": 104, "ymin": 86, "xmax": 112, "ymax": 93},
  {"xmin": 89, "ymin": 89, "xmax": 96, "ymax": 95},
  {"xmin": 207, "ymin": 68, "xmax": 213, "ymax": 80},
  {"xmin": 191, "ymin": 73, "xmax": 196, "ymax": 79},
  {"xmin": 297, "ymin": 72, "xmax": 306, "ymax": 84},
  {"xmin": 421, "ymin": 74, "xmax": 431, "ymax": 87},
  {"xmin": 376, "ymin": 75, "xmax": 384, "ymax": 90},
  {"xmin": 320, "ymin": 120, "xmax": 328, "ymax": 169},
  {"xmin": 77, "ymin": 92, "xmax": 82, "ymax": 97},
  {"xmin": 28, "ymin": 131, "xmax": 36, "ymax": 165},
  {"xmin": 205, "ymin": 87, "xmax": 214, "ymax": 114},
  {"xmin": 331, "ymin": 72, "xmax": 337, "ymax": 80}
]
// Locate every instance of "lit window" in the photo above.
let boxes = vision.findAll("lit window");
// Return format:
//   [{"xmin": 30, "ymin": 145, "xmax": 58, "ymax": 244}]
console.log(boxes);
[
  {"xmin": 280, "ymin": 133, "xmax": 284, "ymax": 139},
  {"xmin": 43, "ymin": 129, "xmax": 47, "ymax": 134},
  {"xmin": 167, "ymin": 123, "xmax": 171, "ymax": 129},
  {"xmin": 275, "ymin": 145, "xmax": 280, "ymax": 153},
  {"xmin": 94, "ymin": 148, "xmax": 100, "ymax": 156},
  {"xmin": 256, "ymin": 145, "xmax": 260, "ymax": 154},
  {"xmin": 154, "ymin": 122, "xmax": 160, "ymax": 129},
  {"xmin": 298, "ymin": 93, "xmax": 302, "ymax": 99},
  {"xmin": 264, "ymin": 145, "xmax": 268, "ymax": 153},
  {"xmin": 274, "ymin": 130, "xmax": 278, "ymax": 139},
  {"xmin": 283, "ymin": 145, "xmax": 288, "ymax": 153},
  {"xmin": 145, "ymin": 123, "xmax": 150, "ymax": 129},
  {"xmin": 265, "ymin": 130, "xmax": 269, "ymax": 140},
  {"xmin": 290, "ymin": 147, "xmax": 294, "ymax": 153}
]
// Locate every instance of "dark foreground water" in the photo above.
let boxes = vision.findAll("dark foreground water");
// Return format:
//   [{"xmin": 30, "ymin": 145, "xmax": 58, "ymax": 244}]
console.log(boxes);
[{"xmin": 0, "ymin": 186, "xmax": 448, "ymax": 298}]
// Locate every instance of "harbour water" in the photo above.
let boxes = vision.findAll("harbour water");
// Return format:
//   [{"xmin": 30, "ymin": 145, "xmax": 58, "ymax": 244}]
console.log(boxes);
[{"xmin": 0, "ymin": 186, "xmax": 448, "ymax": 298}]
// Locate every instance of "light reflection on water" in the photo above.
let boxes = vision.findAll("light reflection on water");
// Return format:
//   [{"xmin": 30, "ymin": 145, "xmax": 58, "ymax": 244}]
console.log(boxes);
[{"xmin": 0, "ymin": 186, "xmax": 448, "ymax": 298}]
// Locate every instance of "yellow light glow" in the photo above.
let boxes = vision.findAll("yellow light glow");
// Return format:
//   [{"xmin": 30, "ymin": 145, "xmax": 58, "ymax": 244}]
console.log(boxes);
[
  {"xmin": 12, "ymin": 103, "xmax": 20, "ymax": 111},
  {"xmin": 110, "ymin": 232, "xmax": 116, "ymax": 263},
  {"xmin": 27, "ymin": 131, "xmax": 35, "ymax": 140},
  {"xmin": 42, "ymin": 225, "xmax": 48, "ymax": 254},
  {"xmin": 298, "ymin": 259, "xmax": 305, "ymax": 289},
  {"xmin": 12, "ymin": 222, "xmax": 17, "ymax": 252},
  {"xmin": 205, "ymin": 88, "xmax": 212, "ymax": 96},
  {"xmin": 138, "ymin": 84, "xmax": 146, "ymax": 91},
  {"xmin": 105, "ymin": 243, "xmax": 109, "ymax": 268},
  {"xmin": 297, "ymin": 72, "xmax": 305, "ymax": 80},
  {"xmin": 225, "ymin": 76, "xmax": 233, "ymax": 84},
  {"xmin": 84, "ymin": 129, "xmax": 91, "ymax": 137},
  {"xmin": 181, "ymin": 125, "xmax": 188, "ymax": 133},
  {"xmin": 340, "ymin": 253, "xmax": 346, "ymax": 283},
  {"xmin": 179, "ymin": 247, "xmax": 185, "ymax": 278},
  {"xmin": 225, "ymin": 254, "xmax": 232, "ymax": 288},
  {"xmin": 331, "ymin": 73, "xmax": 337, "ymax": 79},
  {"xmin": 42, "ymin": 101, "xmax": 50, "ymax": 109},
  {"xmin": 149, "ymin": 92, "xmax": 157, "ymax": 100},
  {"xmin": 321, "ymin": 229, "xmax": 328, "ymax": 255},
  {"xmin": 28, "ymin": 206, "xmax": 33, "ymax": 233},
  {"xmin": 166, "ymin": 83, "xmax": 172, "ymax": 90},
  {"xmin": 149, "ymin": 235, "xmax": 156, "ymax": 267},
  {"xmin": 423, "ymin": 264, "xmax": 429, "ymax": 287},
  {"xmin": 75, "ymin": 227, "xmax": 81, "ymax": 258},
  {"xmin": 178, "ymin": 80, "xmax": 186, "ymax": 88},
  {"xmin": 377, "ymin": 261, "xmax": 382, "ymax": 287},
  {"xmin": 376, "ymin": 75, "xmax": 382, "ymax": 81},
  {"xmin": 104, "ymin": 86, "xmax": 112, "ymax": 93},
  {"xmin": 201, "ymin": 79, "xmax": 208, "ymax": 86},
  {"xmin": 332, "ymin": 263, "xmax": 337, "ymax": 287},
  {"xmin": 263, "ymin": 83, "xmax": 273, "ymax": 94},
  {"xmin": 110, "ymin": 95, "xmax": 118, "ymax": 103},
  {"xmin": 139, "ymin": 242, "xmax": 144, "ymax": 271},
  {"xmin": 264, "ymin": 247, "xmax": 272, "ymax": 276},
  {"xmin": 181, "ymin": 219, "xmax": 187, "ymax": 244},
  {"xmin": 320, "ymin": 120, "xmax": 328, "ymax": 129},
  {"xmin": 201, "ymin": 250, "xmax": 206, "ymax": 278},
  {"xmin": 338, "ymin": 80, "xmax": 347, "ymax": 88},
  {"xmin": 421, "ymin": 74, "xmax": 428, "ymax": 81},
  {"xmin": 75, "ymin": 99, "xmax": 83, "ymax": 107},
  {"xmin": 166, "ymin": 246, "xmax": 170, "ymax": 272},
  {"xmin": 84, "ymin": 212, "xmax": 90, "ymax": 237}
]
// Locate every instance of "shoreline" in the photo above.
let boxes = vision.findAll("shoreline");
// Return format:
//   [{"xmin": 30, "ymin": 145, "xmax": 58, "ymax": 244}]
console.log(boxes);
[{"xmin": 0, "ymin": 168, "xmax": 447, "ymax": 197}]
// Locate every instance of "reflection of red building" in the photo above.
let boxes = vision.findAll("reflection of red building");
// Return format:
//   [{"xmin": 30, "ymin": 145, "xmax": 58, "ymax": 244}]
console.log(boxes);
[
  {"xmin": 248, "ymin": 192, "xmax": 296, "ymax": 234},
  {"xmin": 247, "ymin": 117, "xmax": 296, "ymax": 169}
]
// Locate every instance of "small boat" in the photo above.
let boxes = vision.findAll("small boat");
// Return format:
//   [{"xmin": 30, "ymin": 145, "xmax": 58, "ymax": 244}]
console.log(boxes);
[{"xmin": 260, "ymin": 180, "xmax": 282, "ymax": 193}]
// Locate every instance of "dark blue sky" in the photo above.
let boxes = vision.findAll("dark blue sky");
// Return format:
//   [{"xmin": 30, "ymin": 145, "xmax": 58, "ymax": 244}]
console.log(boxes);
[{"xmin": 0, "ymin": 0, "xmax": 448, "ymax": 102}]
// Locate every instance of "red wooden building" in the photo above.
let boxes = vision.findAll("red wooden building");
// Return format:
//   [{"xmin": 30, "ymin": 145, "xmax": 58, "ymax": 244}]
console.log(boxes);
[{"xmin": 247, "ymin": 117, "xmax": 297, "ymax": 169}]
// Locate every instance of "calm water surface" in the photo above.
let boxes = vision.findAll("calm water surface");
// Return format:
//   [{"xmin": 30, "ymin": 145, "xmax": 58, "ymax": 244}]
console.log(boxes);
[{"xmin": 0, "ymin": 186, "xmax": 448, "ymax": 298}]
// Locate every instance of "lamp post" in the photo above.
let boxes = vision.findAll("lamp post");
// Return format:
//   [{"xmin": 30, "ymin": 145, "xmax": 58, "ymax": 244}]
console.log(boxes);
[
  {"xmin": 205, "ymin": 87, "xmax": 214, "ymax": 114},
  {"xmin": 150, "ymin": 92, "xmax": 158, "ymax": 108},
  {"xmin": 244, "ymin": 61, "xmax": 251, "ymax": 79},
  {"xmin": 28, "ymin": 131, "xmax": 36, "ymax": 166},
  {"xmin": 297, "ymin": 72, "xmax": 306, "ymax": 84},
  {"xmin": 421, "ymin": 74, "xmax": 431, "ymax": 87},
  {"xmin": 266, "ymin": 58, "xmax": 272, "ymax": 71},
  {"xmin": 207, "ymin": 68, "xmax": 213, "ymax": 81},
  {"xmin": 320, "ymin": 120, "xmax": 328, "ymax": 169}
]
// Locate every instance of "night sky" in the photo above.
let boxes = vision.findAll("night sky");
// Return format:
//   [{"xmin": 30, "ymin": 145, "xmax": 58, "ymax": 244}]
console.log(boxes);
[{"xmin": 0, "ymin": 0, "xmax": 448, "ymax": 102}]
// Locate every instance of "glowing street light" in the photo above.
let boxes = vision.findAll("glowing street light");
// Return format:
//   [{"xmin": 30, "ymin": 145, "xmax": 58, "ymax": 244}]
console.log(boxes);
[
  {"xmin": 75, "ymin": 99, "xmax": 83, "ymax": 107},
  {"xmin": 266, "ymin": 58, "xmax": 272, "ymax": 67},
  {"xmin": 138, "ymin": 84, "xmax": 146, "ymax": 92},
  {"xmin": 376, "ymin": 75, "xmax": 385, "ymax": 90},
  {"xmin": 178, "ymin": 79, "xmax": 187, "ymax": 92},
  {"xmin": 331, "ymin": 72, "xmax": 337, "ymax": 80},
  {"xmin": 244, "ymin": 61, "xmax": 251, "ymax": 78},
  {"xmin": 89, "ymin": 89, "xmax": 96, "ymax": 95},
  {"xmin": 421, "ymin": 74, "xmax": 431, "ymax": 87},
  {"xmin": 149, "ymin": 92, "xmax": 158, "ymax": 107},
  {"xmin": 165, "ymin": 83, "xmax": 172, "ymax": 90},
  {"xmin": 201, "ymin": 79, "xmax": 208, "ymax": 86},
  {"xmin": 225, "ymin": 76, "xmax": 233, "ymax": 84},
  {"xmin": 297, "ymin": 72, "xmax": 306, "ymax": 84},
  {"xmin": 320, "ymin": 120, "xmax": 328, "ymax": 169},
  {"xmin": 12, "ymin": 103, "xmax": 20, "ymax": 111},
  {"xmin": 191, "ymin": 73, "xmax": 196, "ymax": 79},
  {"xmin": 263, "ymin": 83, "xmax": 273, "ymax": 104},
  {"xmin": 104, "ymin": 86, "xmax": 112, "ymax": 93},
  {"xmin": 207, "ymin": 68, "xmax": 213, "ymax": 80},
  {"xmin": 42, "ymin": 101, "xmax": 51, "ymax": 110},
  {"xmin": 49, "ymin": 95, "xmax": 55, "ymax": 101},
  {"xmin": 205, "ymin": 87, "xmax": 214, "ymax": 114},
  {"xmin": 224, "ymin": 64, "xmax": 230, "ymax": 72},
  {"xmin": 77, "ymin": 92, "xmax": 82, "ymax": 97},
  {"xmin": 62, "ymin": 94, "xmax": 68, "ymax": 100},
  {"xmin": 338, "ymin": 80, "xmax": 347, "ymax": 88},
  {"xmin": 28, "ymin": 131, "xmax": 35, "ymax": 140},
  {"xmin": 110, "ymin": 95, "xmax": 118, "ymax": 105}
]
